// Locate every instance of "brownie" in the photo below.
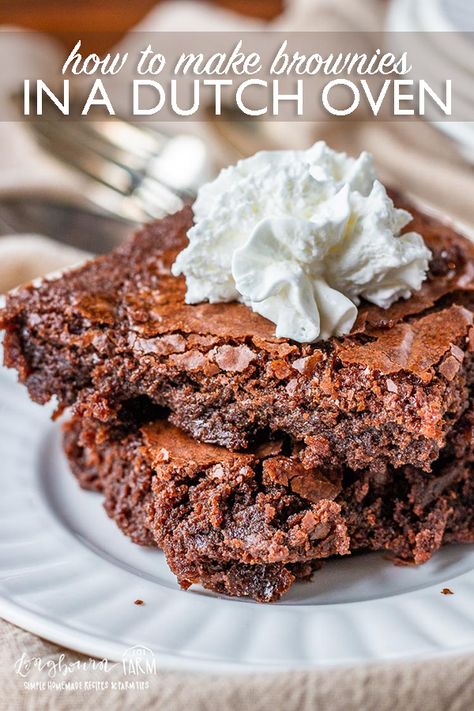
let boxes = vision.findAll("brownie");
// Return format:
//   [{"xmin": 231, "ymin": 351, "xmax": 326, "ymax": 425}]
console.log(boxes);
[
  {"xmin": 3, "ymin": 200, "xmax": 474, "ymax": 472},
  {"xmin": 63, "ymin": 411, "xmax": 474, "ymax": 602}
]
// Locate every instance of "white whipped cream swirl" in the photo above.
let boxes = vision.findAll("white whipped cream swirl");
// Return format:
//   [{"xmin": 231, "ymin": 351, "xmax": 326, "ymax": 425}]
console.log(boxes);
[{"xmin": 172, "ymin": 142, "xmax": 432, "ymax": 343}]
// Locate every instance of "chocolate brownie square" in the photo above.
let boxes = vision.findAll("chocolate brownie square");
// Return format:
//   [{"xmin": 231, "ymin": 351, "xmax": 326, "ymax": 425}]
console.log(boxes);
[
  {"xmin": 63, "ymin": 411, "xmax": 474, "ymax": 602},
  {"xmin": 2, "ymin": 200, "xmax": 474, "ymax": 472}
]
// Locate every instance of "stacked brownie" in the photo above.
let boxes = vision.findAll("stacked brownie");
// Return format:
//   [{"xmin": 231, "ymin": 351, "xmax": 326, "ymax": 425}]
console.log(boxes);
[{"xmin": 2, "ymin": 200, "xmax": 474, "ymax": 601}]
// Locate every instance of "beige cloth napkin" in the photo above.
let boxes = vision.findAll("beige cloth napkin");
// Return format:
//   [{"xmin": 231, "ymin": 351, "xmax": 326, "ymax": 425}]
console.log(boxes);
[
  {"xmin": 1, "ymin": 1, "xmax": 474, "ymax": 709},
  {"xmin": 2, "ymin": 619, "xmax": 474, "ymax": 711}
]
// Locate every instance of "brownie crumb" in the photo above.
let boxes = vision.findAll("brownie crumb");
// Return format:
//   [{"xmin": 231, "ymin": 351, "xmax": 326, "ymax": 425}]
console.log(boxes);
[
  {"xmin": 441, "ymin": 588, "xmax": 454, "ymax": 595},
  {"xmin": 134, "ymin": 599, "xmax": 145, "ymax": 605}
]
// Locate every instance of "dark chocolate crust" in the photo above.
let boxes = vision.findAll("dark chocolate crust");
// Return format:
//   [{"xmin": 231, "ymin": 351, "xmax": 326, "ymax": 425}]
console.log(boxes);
[
  {"xmin": 63, "ymin": 412, "xmax": 474, "ymax": 602},
  {"xmin": 4, "ymin": 200, "xmax": 474, "ymax": 471}
]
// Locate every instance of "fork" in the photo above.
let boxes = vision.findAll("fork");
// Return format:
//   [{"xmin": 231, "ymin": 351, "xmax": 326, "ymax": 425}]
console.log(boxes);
[{"xmin": 24, "ymin": 103, "xmax": 212, "ymax": 224}]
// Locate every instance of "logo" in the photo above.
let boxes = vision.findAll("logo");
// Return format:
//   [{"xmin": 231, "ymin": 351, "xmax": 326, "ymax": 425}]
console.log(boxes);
[
  {"xmin": 14, "ymin": 644, "xmax": 158, "ymax": 693},
  {"xmin": 121, "ymin": 645, "xmax": 157, "ymax": 676}
]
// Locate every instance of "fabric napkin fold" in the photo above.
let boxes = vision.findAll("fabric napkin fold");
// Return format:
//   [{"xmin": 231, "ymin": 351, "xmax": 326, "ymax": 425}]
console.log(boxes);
[{"xmin": 2, "ymin": 619, "xmax": 474, "ymax": 711}]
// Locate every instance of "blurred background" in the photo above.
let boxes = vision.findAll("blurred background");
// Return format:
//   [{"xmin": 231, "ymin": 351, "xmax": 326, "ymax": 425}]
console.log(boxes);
[
  {"xmin": 0, "ymin": 0, "xmax": 284, "ymax": 52},
  {"xmin": 0, "ymin": 0, "xmax": 473, "ymax": 292}
]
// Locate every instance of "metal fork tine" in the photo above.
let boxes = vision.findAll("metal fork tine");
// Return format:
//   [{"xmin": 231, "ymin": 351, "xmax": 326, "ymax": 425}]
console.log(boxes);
[
  {"xmin": 72, "ymin": 125, "xmax": 195, "ymax": 202},
  {"xmin": 32, "ymin": 119, "xmax": 146, "ymax": 175},
  {"xmin": 87, "ymin": 184, "xmax": 153, "ymax": 222},
  {"xmin": 134, "ymin": 177, "xmax": 184, "ymax": 218},
  {"xmin": 24, "ymin": 97, "xmax": 205, "ymax": 223},
  {"xmin": 38, "ymin": 123, "xmax": 189, "ymax": 211},
  {"xmin": 82, "ymin": 121, "xmax": 168, "ymax": 160},
  {"xmin": 31, "ymin": 124, "xmax": 155, "ymax": 221},
  {"xmin": 32, "ymin": 122, "xmax": 136, "ymax": 194},
  {"xmin": 37, "ymin": 100, "xmax": 167, "ymax": 160},
  {"xmin": 59, "ymin": 122, "xmax": 196, "ymax": 200}
]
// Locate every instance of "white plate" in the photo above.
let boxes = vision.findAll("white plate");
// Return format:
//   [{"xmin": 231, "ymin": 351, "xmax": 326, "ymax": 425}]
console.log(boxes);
[{"xmin": 1, "ymin": 356, "xmax": 474, "ymax": 671}]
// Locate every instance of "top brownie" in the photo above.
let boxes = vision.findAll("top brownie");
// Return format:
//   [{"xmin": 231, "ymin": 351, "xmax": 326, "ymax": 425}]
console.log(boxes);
[{"xmin": 2, "ymin": 200, "xmax": 474, "ymax": 472}]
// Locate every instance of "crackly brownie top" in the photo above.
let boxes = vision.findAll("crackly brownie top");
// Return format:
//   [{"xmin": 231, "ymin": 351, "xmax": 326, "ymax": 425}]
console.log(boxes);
[{"xmin": 4, "ymin": 196, "xmax": 474, "ymax": 384}]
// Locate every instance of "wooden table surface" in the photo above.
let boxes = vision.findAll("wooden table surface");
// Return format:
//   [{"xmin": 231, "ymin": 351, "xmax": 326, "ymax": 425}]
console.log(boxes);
[{"xmin": 1, "ymin": 0, "xmax": 283, "ymax": 52}]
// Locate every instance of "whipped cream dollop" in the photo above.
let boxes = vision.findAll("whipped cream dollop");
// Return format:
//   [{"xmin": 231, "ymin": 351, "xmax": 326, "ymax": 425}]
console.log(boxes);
[{"xmin": 172, "ymin": 142, "xmax": 432, "ymax": 343}]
